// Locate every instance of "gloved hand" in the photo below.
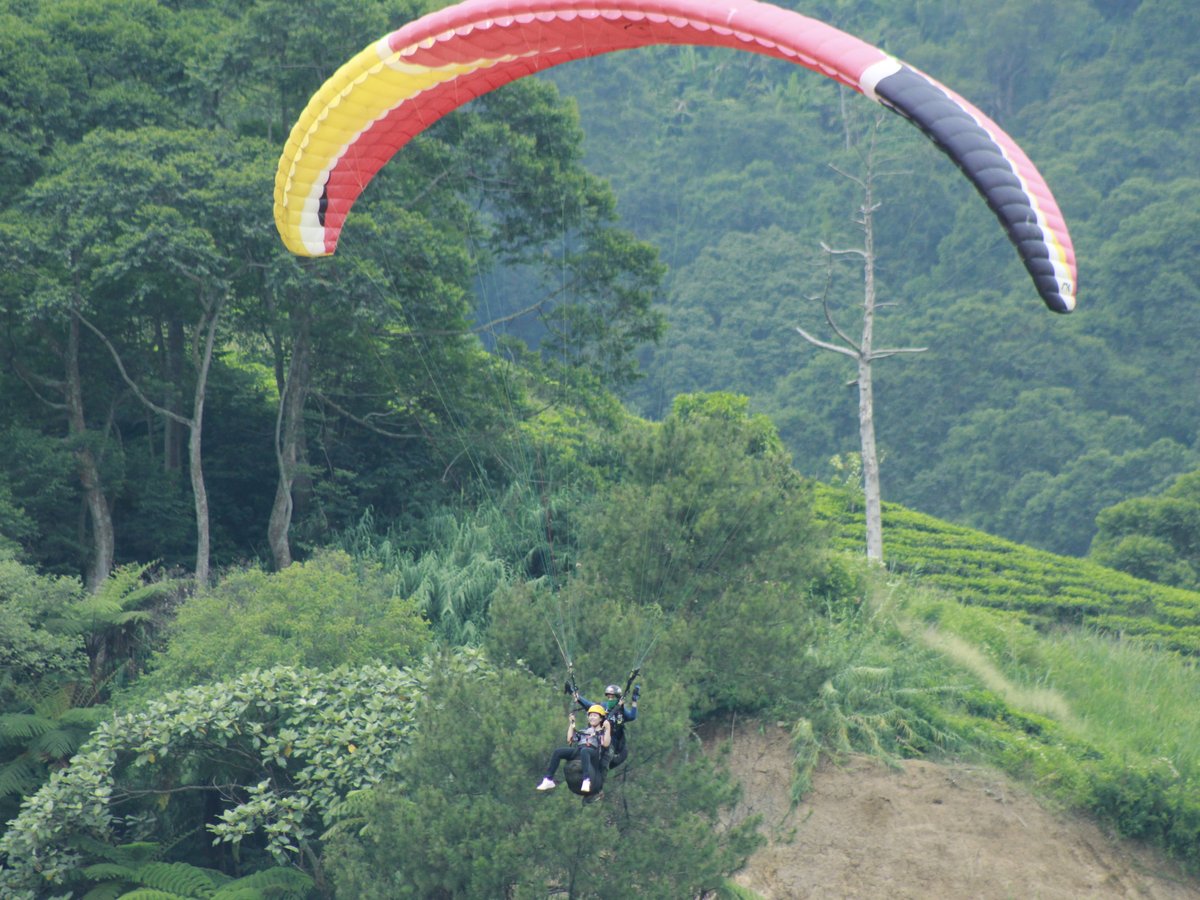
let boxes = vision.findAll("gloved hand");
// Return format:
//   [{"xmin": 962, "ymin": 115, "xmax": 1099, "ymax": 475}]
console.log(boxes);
[
  {"xmin": 563, "ymin": 680, "xmax": 573, "ymax": 694},
  {"xmin": 631, "ymin": 685, "xmax": 640, "ymax": 701}
]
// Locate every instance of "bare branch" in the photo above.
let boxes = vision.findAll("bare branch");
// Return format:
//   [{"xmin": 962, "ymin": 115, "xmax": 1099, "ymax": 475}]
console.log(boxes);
[
  {"xmin": 441, "ymin": 447, "xmax": 471, "ymax": 483},
  {"xmin": 794, "ymin": 325, "xmax": 858, "ymax": 359},
  {"xmin": 9, "ymin": 356, "xmax": 67, "ymax": 410},
  {"xmin": 818, "ymin": 240, "xmax": 867, "ymax": 260},
  {"xmin": 405, "ymin": 168, "xmax": 453, "ymax": 208},
  {"xmin": 828, "ymin": 162, "xmax": 866, "ymax": 190},
  {"xmin": 384, "ymin": 285, "xmax": 572, "ymax": 339},
  {"xmin": 868, "ymin": 346, "xmax": 929, "ymax": 361},
  {"xmin": 113, "ymin": 782, "xmax": 246, "ymax": 800},
  {"xmin": 75, "ymin": 311, "xmax": 192, "ymax": 426},
  {"xmin": 312, "ymin": 391, "xmax": 426, "ymax": 439},
  {"xmin": 472, "ymin": 296, "xmax": 552, "ymax": 333},
  {"xmin": 822, "ymin": 294, "xmax": 862, "ymax": 352},
  {"xmin": 188, "ymin": 294, "xmax": 222, "ymax": 371},
  {"xmin": 799, "ymin": 244, "xmax": 862, "ymax": 355}
]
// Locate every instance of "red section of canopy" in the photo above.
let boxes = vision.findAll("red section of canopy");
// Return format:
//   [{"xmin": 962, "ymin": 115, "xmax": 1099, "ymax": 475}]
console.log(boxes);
[
  {"xmin": 286, "ymin": 0, "xmax": 1074, "ymax": 311},
  {"xmin": 319, "ymin": 0, "xmax": 888, "ymax": 248}
]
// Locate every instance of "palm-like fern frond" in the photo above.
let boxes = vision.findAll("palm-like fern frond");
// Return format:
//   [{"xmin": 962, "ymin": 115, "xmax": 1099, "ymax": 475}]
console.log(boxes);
[
  {"xmin": 61, "ymin": 562, "xmax": 174, "ymax": 631},
  {"xmin": 80, "ymin": 863, "xmax": 138, "ymax": 882},
  {"xmin": 134, "ymin": 861, "xmax": 221, "ymax": 898},
  {"xmin": 0, "ymin": 754, "xmax": 42, "ymax": 799},
  {"xmin": 0, "ymin": 712, "xmax": 54, "ymax": 742},
  {"xmin": 211, "ymin": 867, "xmax": 313, "ymax": 899},
  {"xmin": 80, "ymin": 883, "xmax": 128, "ymax": 900},
  {"xmin": 65, "ymin": 837, "xmax": 310, "ymax": 900}
]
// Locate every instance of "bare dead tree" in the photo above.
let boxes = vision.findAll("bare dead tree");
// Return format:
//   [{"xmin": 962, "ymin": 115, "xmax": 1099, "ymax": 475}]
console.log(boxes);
[{"xmin": 795, "ymin": 115, "xmax": 927, "ymax": 562}]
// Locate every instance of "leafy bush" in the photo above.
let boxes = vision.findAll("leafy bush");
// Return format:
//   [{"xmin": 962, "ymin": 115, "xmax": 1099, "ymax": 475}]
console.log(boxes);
[
  {"xmin": 133, "ymin": 549, "xmax": 430, "ymax": 693},
  {"xmin": 1090, "ymin": 758, "xmax": 1200, "ymax": 860},
  {"xmin": 0, "ymin": 660, "xmax": 448, "ymax": 896}
]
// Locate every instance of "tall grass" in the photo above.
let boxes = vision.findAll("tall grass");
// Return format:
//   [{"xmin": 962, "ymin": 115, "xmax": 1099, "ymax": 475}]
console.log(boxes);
[
  {"xmin": 915, "ymin": 626, "xmax": 1074, "ymax": 723},
  {"xmin": 788, "ymin": 571, "xmax": 973, "ymax": 797},
  {"xmin": 1038, "ymin": 632, "xmax": 1200, "ymax": 773},
  {"xmin": 912, "ymin": 592, "xmax": 1200, "ymax": 775}
]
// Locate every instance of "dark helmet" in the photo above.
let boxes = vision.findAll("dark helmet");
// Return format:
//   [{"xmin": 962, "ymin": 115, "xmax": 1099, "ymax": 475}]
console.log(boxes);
[{"xmin": 604, "ymin": 684, "xmax": 622, "ymax": 698}]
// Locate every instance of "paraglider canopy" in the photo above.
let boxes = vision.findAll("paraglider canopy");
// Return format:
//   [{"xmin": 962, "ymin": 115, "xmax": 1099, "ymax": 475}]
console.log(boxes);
[{"xmin": 274, "ymin": 0, "xmax": 1076, "ymax": 313}]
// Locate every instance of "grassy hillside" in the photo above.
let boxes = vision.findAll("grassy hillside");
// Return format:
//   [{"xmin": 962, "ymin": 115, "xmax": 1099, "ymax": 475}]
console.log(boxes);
[
  {"xmin": 807, "ymin": 482, "xmax": 1200, "ymax": 869},
  {"xmin": 814, "ymin": 483, "xmax": 1200, "ymax": 655}
]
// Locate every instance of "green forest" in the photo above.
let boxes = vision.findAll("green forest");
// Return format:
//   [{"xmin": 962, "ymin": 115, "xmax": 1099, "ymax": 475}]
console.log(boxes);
[
  {"xmin": 547, "ymin": 0, "xmax": 1200, "ymax": 561},
  {"xmin": 2, "ymin": 0, "xmax": 1200, "ymax": 897}
]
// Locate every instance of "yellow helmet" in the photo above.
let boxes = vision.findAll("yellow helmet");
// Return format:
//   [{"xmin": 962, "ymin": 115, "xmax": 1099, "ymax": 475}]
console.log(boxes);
[{"xmin": 587, "ymin": 705, "xmax": 607, "ymax": 716}]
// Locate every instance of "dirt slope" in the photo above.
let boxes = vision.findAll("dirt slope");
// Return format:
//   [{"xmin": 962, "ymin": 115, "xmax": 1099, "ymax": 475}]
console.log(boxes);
[{"xmin": 707, "ymin": 721, "xmax": 1199, "ymax": 899}]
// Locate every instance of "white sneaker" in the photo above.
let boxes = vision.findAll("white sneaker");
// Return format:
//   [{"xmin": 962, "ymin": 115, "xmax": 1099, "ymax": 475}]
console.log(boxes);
[
  {"xmin": 536, "ymin": 778, "xmax": 556, "ymax": 791},
  {"xmin": 580, "ymin": 778, "xmax": 591, "ymax": 793}
]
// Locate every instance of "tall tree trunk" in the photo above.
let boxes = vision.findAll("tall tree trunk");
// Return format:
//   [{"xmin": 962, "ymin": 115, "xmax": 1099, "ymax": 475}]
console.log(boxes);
[
  {"xmin": 67, "ymin": 315, "xmax": 115, "ymax": 591},
  {"xmin": 188, "ymin": 306, "xmax": 221, "ymax": 587},
  {"xmin": 268, "ymin": 316, "xmax": 312, "ymax": 571},
  {"xmin": 163, "ymin": 317, "xmax": 186, "ymax": 472},
  {"xmin": 858, "ymin": 172, "xmax": 883, "ymax": 563},
  {"xmin": 858, "ymin": 359, "xmax": 883, "ymax": 562},
  {"xmin": 189, "ymin": 411, "xmax": 210, "ymax": 587}
]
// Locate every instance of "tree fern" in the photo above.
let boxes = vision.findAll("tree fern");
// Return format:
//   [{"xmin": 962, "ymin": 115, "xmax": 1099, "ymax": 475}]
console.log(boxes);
[
  {"xmin": 0, "ymin": 700, "xmax": 101, "ymax": 821},
  {"xmin": 0, "ymin": 754, "xmax": 42, "ymax": 799},
  {"xmin": 210, "ymin": 867, "xmax": 312, "ymax": 899},
  {"xmin": 319, "ymin": 787, "xmax": 376, "ymax": 843},
  {"xmin": 80, "ymin": 863, "xmax": 139, "ymax": 882},
  {"xmin": 0, "ymin": 712, "xmax": 54, "ymax": 741},
  {"xmin": 80, "ymin": 884, "xmax": 128, "ymax": 900},
  {"xmin": 75, "ymin": 846, "xmax": 310, "ymax": 899},
  {"xmin": 71, "ymin": 562, "xmax": 178, "ymax": 692},
  {"xmin": 67, "ymin": 839, "xmax": 310, "ymax": 900},
  {"xmin": 72, "ymin": 837, "xmax": 164, "ymax": 865},
  {"xmin": 135, "ymin": 861, "xmax": 220, "ymax": 897},
  {"xmin": 2, "ymin": 563, "xmax": 178, "ymax": 824},
  {"xmin": 30, "ymin": 722, "xmax": 85, "ymax": 758},
  {"xmin": 63, "ymin": 562, "xmax": 168, "ymax": 620}
]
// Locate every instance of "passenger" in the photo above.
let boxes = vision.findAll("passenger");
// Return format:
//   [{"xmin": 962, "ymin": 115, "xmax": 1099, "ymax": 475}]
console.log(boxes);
[{"xmin": 536, "ymin": 705, "xmax": 611, "ymax": 794}]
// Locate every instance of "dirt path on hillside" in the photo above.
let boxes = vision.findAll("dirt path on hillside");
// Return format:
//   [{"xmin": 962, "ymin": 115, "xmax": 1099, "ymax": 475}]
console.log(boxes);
[{"xmin": 705, "ymin": 721, "xmax": 1199, "ymax": 899}]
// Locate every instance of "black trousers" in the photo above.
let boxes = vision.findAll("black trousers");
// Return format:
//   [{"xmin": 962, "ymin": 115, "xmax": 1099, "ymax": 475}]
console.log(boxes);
[{"xmin": 543, "ymin": 745, "xmax": 599, "ymax": 782}]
